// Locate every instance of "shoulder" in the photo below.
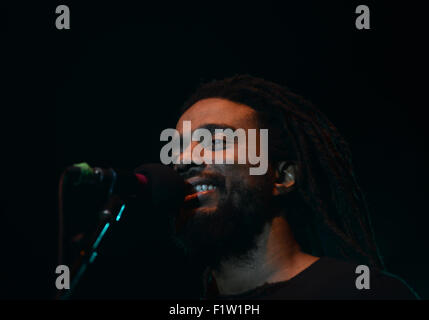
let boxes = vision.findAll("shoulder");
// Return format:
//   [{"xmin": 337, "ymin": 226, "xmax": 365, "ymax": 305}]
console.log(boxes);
[
  {"xmin": 313, "ymin": 257, "xmax": 419, "ymax": 300},
  {"xmin": 367, "ymin": 270, "xmax": 420, "ymax": 300},
  {"xmin": 213, "ymin": 257, "xmax": 419, "ymax": 300}
]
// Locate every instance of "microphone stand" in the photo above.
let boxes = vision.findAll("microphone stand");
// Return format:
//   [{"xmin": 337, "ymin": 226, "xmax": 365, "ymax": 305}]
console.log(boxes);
[{"xmin": 56, "ymin": 194, "xmax": 126, "ymax": 300}]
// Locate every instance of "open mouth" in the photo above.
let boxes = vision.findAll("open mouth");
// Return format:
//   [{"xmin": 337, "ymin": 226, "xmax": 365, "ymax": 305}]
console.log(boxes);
[
  {"xmin": 184, "ymin": 185, "xmax": 217, "ymax": 202},
  {"xmin": 183, "ymin": 174, "xmax": 224, "ymax": 206}
]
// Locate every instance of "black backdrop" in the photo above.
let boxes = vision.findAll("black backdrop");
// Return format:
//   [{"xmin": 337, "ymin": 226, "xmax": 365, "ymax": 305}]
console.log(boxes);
[{"xmin": 2, "ymin": 1, "xmax": 428, "ymax": 299}]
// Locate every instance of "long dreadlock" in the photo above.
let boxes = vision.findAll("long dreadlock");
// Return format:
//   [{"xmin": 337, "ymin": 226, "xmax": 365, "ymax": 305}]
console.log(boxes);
[{"xmin": 181, "ymin": 74, "xmax": 385, "ymax": 269}]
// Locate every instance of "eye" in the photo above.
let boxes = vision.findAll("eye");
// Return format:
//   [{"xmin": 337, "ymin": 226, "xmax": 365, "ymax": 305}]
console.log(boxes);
[{"xmin": 211, "ymin": 138, "xmax": 226, "ymax": 151}]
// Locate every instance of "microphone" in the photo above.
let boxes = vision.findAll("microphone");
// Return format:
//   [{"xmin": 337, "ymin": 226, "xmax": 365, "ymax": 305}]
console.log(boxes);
[
  {"xmin": 64, "ymin": 162, "xmax": 185, "ymax": 210},
  {"xmin": 57, "ymin": 162, "xmax": 186, "ymax": 299}
]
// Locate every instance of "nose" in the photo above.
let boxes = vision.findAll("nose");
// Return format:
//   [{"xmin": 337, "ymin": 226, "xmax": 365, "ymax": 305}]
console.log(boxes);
[
  {"xmin": 174, "ymin": 162, "xmax": 205, "ymax": 178},
  {"xmin": 174, "ymin": 138, "xmax": 208, "ymax": 177}
]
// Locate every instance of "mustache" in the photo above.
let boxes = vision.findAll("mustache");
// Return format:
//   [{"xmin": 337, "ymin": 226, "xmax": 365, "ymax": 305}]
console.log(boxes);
[{"xmin": 180, "ymin": 167, "xmax": 226, "ymax": 188}]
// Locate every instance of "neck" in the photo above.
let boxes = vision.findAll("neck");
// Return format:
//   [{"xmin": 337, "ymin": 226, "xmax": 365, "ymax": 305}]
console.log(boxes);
[{"xmin": 211, "ymin": 216, "xmax": 319, "ymax": 295}]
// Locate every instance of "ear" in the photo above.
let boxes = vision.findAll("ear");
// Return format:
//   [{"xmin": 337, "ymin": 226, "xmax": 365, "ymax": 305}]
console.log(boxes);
[{"xmin": 273, "ymin": 161, "xmax": 298, "ymax": 197}]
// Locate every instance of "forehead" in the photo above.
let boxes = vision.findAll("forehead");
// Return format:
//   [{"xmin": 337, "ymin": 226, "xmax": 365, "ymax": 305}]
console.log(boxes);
[{"xmin": 176, "ymin": 98, "xmax": 259, "ymax": 133}]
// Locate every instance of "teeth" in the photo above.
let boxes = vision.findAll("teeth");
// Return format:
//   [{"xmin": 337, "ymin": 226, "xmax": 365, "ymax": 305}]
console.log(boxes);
[{"xmin": 195, "ymin": 184, "xmax": 216, "ymax": 192}]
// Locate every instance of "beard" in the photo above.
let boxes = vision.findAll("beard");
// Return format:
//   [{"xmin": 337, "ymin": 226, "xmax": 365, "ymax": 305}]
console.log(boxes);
[{"xmin": 174, "ymin": 176, "xmax": 275, "ymax": 269}]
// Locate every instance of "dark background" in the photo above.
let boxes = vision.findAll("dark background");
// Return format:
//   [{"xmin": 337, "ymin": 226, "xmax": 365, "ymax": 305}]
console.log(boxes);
[{"xmin": 1, "ymin": 1, "xmax": 428, "ymax": 299}]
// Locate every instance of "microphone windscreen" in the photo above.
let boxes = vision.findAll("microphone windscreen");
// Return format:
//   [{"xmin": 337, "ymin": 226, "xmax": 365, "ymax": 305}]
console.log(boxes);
[{"xmin": 134, "ymin": 163, "xmax": 185, "ymax": 212}]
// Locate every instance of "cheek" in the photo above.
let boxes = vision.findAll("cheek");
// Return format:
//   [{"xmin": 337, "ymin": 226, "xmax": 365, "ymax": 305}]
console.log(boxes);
[
  {"xmin": 233, "ymin": 141, "xmax": 247, "ymax": 164},
  {"xmin": 206, "ymin": 143, "xmax": 246, "ymax": 164},
  {"xmin": 249, "ymin": 167, "xmax": 276, "ymax": 192},
  {"xmin": 224, "ymin": 165, "xmax": 259, "ymax": 190}
]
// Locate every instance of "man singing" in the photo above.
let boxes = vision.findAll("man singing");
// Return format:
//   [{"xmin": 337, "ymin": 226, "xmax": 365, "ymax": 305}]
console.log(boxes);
[{"xmin": 171, "ymin": 75, "xmax": 418, "ymax": 299}]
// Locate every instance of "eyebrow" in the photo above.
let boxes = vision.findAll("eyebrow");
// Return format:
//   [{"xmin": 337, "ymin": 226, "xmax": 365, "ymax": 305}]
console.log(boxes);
[
  {"xmin": 195, "ymin": 123, "xmax": 238, "ymax": 135},
  {"xmin": 176, "ymin": 123, "xmax": 239, "ymax": 146}
]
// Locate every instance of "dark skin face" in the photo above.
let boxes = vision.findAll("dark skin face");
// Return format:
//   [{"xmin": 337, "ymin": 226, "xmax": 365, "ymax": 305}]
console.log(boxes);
[{"xmin": 173, "ymin": 98, "xmax": 280, "ymax": 267}]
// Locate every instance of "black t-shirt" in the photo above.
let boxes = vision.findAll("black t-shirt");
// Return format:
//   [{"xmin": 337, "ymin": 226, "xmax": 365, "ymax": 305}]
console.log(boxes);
[{"xmin": 214, "ymin": 257, "xmax": 419, "ymax": 300}]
